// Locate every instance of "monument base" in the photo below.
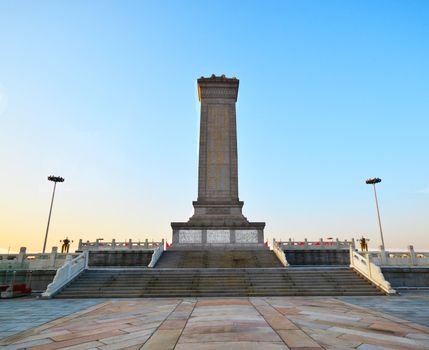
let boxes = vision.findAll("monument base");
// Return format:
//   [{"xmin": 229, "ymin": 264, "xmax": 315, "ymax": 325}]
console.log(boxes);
[{"xmin": 170, "ymin": 222, "xmax": 266, "ymax": 250}]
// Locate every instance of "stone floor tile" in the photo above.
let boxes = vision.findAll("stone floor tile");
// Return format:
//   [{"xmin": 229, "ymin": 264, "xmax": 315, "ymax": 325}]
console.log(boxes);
[
  {"xmin": 140, "ymin": 329, "xmax": 182, "ymax": 349},
  {"xmin": 357, "ymin": 344, "xmax": 397, "ymax": 350},
  {"xmin": 98, "ymin": 335, "xmax": 152, "ymax": 350},
  {"xmin": 159, "ymin": 319, "xmax": 187, "ymax": 330},
  {"xmin": 9, "ymin": 330, "xmax": 71, "ymax": 344},
  {"xmin": 406, "ymin": 332, "xmax": 429, "ymax": 340},
  {"xmin": 59, "ymin": 341, "xmax": 105, "ymax": 350},
  {"xmin": 99, "ymin": 329, "xmax": 155, "ymax": 345},
  {"xmin": 301, "ymin": 310, "xmax": 361, "ymax": 322},
  {"xmin": 339, "ymin": 333, "xmax": 426, "ymax": 350},
  {"xmin": 330, "ymin": 326, "xmax": 426, "ymax": 347},
  {"xmin": 403, "ymin": 322, "xmax": 429, "ymax": 333},
  {"xmin": 310, "ymin": 333, "xmax": 362, "ymax": 349},
  {"xmin": 175, "ymin": 341, "xmax": 289, "ymax": 349},
  {"xmin": 51, "ymin": 327, "xmax": 126, "ymax": 341},
  {"xmin": 27, "ymin": 330, "xmax": 123, "ymax": 350},
  {"xmin": 264, "ymin": 315, "xmax": 299, "ymax": 330},
  {"xmin": 197, "ymin": 299, "xmax": 250, "ymax": 307},
  {"xmin": 116, "ymin": 345, "xmax": 142, "ymax": 350},
  {"xmin": 277, "ymin": 329, "xmax": 322, "ymax": 349},
  {"xmin": 288, "ymin": 317, "xmax": 333, "ymax": 331},
  {"xmin": 187, "ymin": 315, "xmax": 262, "ymax": 323},
  {"xmin": 120, "ymin": 325, "xmax": 159, "ymax": 333},
  {"xmin": 1, "ymin": 338, "xmax": 53, "ymax": 350},
  {"xmin": 180, "ymin": 327, "xmax": 281, "ymax": 343}
]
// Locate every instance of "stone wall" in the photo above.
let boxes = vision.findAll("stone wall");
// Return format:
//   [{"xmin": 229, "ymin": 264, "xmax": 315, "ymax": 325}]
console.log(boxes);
[
  {"xmin": 88, "ymin": 251, "xmax": 154, "ymax": 267},
  {"xmin": 381, "ymin": 267, "xmax": 429, "ymax": 288},
  {"xmin": 0, "ymin": 270, "xmax": 56, "ymax": 293},
  {"xmin": 284, "ymin": 250, "xmax": 350, "ymax": 265}
]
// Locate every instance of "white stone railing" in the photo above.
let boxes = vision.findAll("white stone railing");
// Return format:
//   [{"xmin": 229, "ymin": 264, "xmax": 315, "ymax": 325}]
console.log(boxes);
[
  {"xmin": 78, "ymin": 238, "xmax": 164, "ymax": 251},
  {"xmin": 42, "ymin": 251, "xmax": 88, "ymax": 298},
  {"xmin": 0, "ymin": 247, "xmax": 78, "ymax": 270},
  {"xmin": 367, "ymin": 245, "xmax": 429, "ymax": 267},
  {"xmin": 275, "ymin": 238, "xmax": 355, "ymax": 250},
  {"xmin": 349, "ymin": 246, "xmax": 395, "ymax": 295},
  {"xmin": 272, "ymin": 239, "xmax": 289, "ymax": 267},
  {"xmin": 148, "ymin": 241, "xmax": 165, "ymax": 268}
]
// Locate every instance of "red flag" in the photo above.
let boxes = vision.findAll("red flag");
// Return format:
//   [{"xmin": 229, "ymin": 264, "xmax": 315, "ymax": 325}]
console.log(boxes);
[
  {"xmin": 166, "ymin": 242, "xmax": 170, "ymax": 249},
  {"xmin": 265, "ymin": 240, "xmax": 269, "ymax": 247}
]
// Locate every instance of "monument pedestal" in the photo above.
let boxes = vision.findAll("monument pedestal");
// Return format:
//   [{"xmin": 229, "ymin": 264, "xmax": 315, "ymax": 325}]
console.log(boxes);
[
  {"xmin": 171, "ymin": 75, "xmax": 265, "ymax": 249},
  {"xmin": 171, "ymin": 224, "xmax": 266, "ymax": 250}
]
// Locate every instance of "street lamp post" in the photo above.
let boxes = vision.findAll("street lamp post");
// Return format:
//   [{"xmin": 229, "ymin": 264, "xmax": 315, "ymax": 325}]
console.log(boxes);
[
  {"xmin": 43, "ymin": 176, "xmax": 65, "ymax": 254},
  {"xmin": 365, "ymin": 177, "xmax": 385, "ymax": 250}
]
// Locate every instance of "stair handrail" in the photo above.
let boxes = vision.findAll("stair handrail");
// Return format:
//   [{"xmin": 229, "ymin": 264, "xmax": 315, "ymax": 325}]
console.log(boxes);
[
  {"xmin": 349, "ymin": 246, "xmax": 395, "ymax": 295},
  {"xmin": 42, "ymin": 251, "xmax": 88, "ymax": 298},
  {"xmin": 272, "ymin": 239, "xmax": 289, "ymax": 267},
  {"xmin": 148, "ymin": 239, "xmax": 164, "ymax": 268}
]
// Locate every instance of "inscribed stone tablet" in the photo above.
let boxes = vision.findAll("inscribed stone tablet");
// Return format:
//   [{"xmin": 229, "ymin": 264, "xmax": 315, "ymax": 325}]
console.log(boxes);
[
  {"xmin": 207, "ymin": 230, "xmax": 231, "ymax": 243},
  {"xmin": 235, "ymin": 230, "xmax": 258, "ymax": 243},
  {"xmin": 178, "ymin": 230, "xmax": 202, "ymax": 244}
]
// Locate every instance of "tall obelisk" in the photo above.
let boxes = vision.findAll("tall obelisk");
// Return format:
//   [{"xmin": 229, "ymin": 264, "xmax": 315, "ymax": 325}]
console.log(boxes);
[{"xmin": 171, "ymin": 75, "xmax": 265, "ymax": 248}]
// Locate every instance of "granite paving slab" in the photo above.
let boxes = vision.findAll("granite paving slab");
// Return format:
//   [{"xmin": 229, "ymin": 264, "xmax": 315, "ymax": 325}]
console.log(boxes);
[
  {"xmin": 338, "ymin": 291, "xmax": 429, "ymax": 327},
  {"xmin": 0, "ymin": 295, "xmax": 428, "ymax": 349},
  {"xmin": 0, "ymin": 298, "xmax": 103, "ymax": 341}
]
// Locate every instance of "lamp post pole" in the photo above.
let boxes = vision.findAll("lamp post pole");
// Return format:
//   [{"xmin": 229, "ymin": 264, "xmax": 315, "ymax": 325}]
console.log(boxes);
[
  {"xmin": 365, "ymin": 178, "xmax": 385, "ymax": 250},
  {"xmin": 43, "ymin": 176, "xmax": 65, "ymax": 254}
]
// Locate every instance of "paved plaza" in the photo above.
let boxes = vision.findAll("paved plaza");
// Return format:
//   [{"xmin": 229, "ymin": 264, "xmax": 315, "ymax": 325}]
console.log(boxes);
[{"xmin": 0, "ymin": 294, "xmax": 429, "ymax": 350}]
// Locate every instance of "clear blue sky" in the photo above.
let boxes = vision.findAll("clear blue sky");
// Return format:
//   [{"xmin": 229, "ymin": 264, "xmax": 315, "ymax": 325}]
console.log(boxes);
[{"xmin": 0, "ymin": 1, "xmax": 428, "ymax": 252}]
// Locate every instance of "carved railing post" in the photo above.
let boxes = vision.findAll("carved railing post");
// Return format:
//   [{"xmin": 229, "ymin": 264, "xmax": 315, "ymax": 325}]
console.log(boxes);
[
  {"xmin": 379, "ymin": 245, "xmax": 387, "ymax": 265},
  {"xmin": 409, "ymin": 245, "xmax": 417, "ymax": 266},
  {"xmin": 50, "ymin": 247, "xmax": 58, "ymax": 267},
  {"xmin": 84, "ymin": 250, "xmax": 89, "ymax": 269},
  {"xmin": 17, "ymin": 247, "xmax": 26, "ymax": 264},
  {"xmin": 65, "ymin": 255, "xmax": 72, "ymax": 280},
  {"xmin": 78, "ymin": 239, "xmax": 83, "ymax": 251}
]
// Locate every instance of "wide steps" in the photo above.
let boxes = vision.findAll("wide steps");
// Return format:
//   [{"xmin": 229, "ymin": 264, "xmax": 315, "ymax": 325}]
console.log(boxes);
[
  {"xmin": 55, "ymin": 267, "xmax": 383, "ymax": 298},
  {"xmin": 154, "ymin": 250, "xmax": 284, "ymax": 268}
]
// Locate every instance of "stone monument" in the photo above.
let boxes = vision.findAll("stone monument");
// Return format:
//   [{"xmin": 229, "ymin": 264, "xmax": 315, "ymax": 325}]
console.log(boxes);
[{"xmin": 171, "ymin": 75, "xmax": 265, "ymax": 248}]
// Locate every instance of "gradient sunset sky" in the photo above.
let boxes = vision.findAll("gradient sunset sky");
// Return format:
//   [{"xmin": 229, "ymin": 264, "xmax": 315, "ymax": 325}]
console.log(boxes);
[{"xmin": 0, "ymin": 1, "xmax": 428, "ymax": 253}]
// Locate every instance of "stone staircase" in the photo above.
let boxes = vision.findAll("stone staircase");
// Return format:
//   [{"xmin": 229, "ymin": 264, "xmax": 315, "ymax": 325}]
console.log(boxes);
[
  {"xmin": 154, "ymin": 250, "xmax": 284, "ymax": 268},
  {"xmin": 55, "ymin": 267, "xmax": 384, "ymax": 298}
]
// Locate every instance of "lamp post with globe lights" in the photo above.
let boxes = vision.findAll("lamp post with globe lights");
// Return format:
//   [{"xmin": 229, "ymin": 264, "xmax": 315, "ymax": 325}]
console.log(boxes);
[
  {"xmin": 365, "ymin": 177, "xmax": 385, "ymax": 250},
  {"xmin": 43, "ymin": 176, "xmax": 65, "ymax": 254}
]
